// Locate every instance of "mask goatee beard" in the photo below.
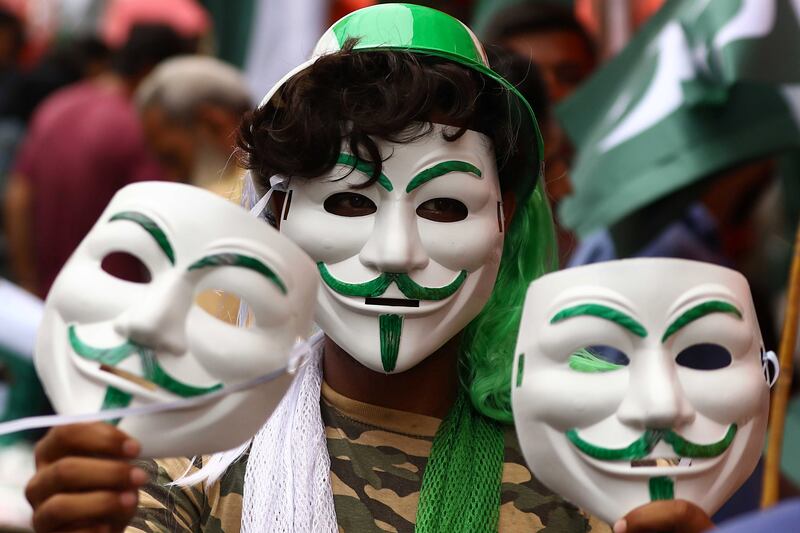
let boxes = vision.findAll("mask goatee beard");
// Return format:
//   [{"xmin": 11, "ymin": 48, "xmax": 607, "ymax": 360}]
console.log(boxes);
[
  {"xmin": 649, "ymin": 476, "xmax": 674, "ymax": 501},
  {"xmin": 379, "ymin": 314, "xmax": 404, "ymax": 372}
]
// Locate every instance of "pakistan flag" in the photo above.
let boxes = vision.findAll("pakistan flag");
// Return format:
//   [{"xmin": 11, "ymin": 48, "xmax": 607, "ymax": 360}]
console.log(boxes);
[{"xmin": 558, "ymin": 0, "xmax": 800, "ymax": 237}]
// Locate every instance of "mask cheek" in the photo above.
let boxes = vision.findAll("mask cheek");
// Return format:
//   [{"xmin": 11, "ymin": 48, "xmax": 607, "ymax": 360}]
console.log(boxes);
[
  {"xmin": 417, "ymin": 216, "xmax": 502, "ymax": 272},
  {"xmin": 523, "ymin": 327, "xmax": 634, "ymax": 429},
  {"xmin": 186, "ymin": 305, "xmax": 291, "ymax": 383},
  {"xmin": 670, "ymin": 320, "xmax": 766, "ymax": 423},
  {"xmin": 53, "ymin": 222, "xmax": 173, "ymax": 323},
  {"xmin": 521, "ymin": 360, "xmax": 627, "ymax": 431},
  {"xmin": 678, "ymin": 363, "xmax": 767, "ymax": 424},
  {"xmin": 187, "ymin": 269, "xmax": 295, "ymax": 382},
  {"xmin": 51, "ymin": 257, "xmax": 145, "ymax": 323},
  {"xmin": 280, "ymin": 197, "xmax": 371, "ymax": 263}
]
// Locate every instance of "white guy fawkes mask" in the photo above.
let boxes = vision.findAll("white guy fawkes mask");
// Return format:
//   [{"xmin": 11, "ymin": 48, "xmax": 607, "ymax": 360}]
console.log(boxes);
[
  {"xmin": 280, "ymin": 124, "xmax": 504, "ymax": 373},
  {"xmin": 511, "ymin": 258, "xmax": 771, "ymax": 524},
  {"xmin": 36, "ymin": 182, "xmax": 317, "ymax": 457}
]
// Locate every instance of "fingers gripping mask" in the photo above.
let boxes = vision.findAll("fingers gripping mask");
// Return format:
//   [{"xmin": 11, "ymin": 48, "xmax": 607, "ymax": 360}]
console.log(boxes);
[
  {"xmin": 280, "ymin": 124, "xmax": 504, "ymax": 373},
  {"xmin": 36, "ymin": 182, "xmax": 318, "ymax": 457},
  {"xmin": 511, "ymin": 258, "xmax": 773, "ymax": 524}
]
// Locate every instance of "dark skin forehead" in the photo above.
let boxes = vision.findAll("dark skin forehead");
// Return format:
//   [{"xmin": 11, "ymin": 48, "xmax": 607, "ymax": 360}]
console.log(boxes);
[
  {"xmin": 141, "ymin": 105, "xmax": 195, "ymax": 183},
  {"xmin": 501, "ymin": 28, "xmax": 596, "ymax": 103}
]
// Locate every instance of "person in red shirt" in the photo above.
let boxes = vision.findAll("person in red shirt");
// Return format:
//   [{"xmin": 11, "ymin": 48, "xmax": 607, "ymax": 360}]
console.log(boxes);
[{"xmin": 3, "ymin": 24, "xmax": 190, "ymax": 297}]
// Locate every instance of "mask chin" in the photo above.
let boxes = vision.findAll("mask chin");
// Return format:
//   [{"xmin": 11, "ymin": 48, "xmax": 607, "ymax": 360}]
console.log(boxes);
[{"xmin": 322, "ymin": 316, "xmax": 447, "ymax": 375}]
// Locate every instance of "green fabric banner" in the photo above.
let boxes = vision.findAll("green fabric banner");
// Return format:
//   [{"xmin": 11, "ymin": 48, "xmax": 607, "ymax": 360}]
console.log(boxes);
[{"xmin": 557, "ymin": 0, "xmax": 800, "ymax": 237}]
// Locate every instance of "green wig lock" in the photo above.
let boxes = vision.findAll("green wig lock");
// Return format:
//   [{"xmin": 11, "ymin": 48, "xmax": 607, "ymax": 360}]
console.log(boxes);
[{"xmin": 460, "ymin": 184, "xmax": 557, "ymax": 423}]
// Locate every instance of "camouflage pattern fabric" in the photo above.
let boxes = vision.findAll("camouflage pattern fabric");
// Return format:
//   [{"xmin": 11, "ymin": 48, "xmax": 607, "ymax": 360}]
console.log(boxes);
[
  {"xmin": 129, "ymin": 383, "xmax": 611, "ymax": 532},
  {"xmin": 128, "ymin": 455, "xmax": 245, "ymax": 533}
]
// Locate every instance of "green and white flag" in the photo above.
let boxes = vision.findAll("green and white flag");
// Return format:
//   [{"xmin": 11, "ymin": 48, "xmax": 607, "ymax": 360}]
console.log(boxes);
[{"xmin": 557, "ymin": 0, "xmax": 800, "ymax": 237}]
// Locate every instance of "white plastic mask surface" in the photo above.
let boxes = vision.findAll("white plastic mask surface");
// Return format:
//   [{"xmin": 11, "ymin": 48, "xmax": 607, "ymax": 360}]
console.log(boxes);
[
  {"xmin": 511, "ymin": 258, "xmax": 770, "ymax": 524},
  {"xmin": 36, "ymin": 182, "xmax": 318, "ymax": 457},
  {"xmin": 280, "ymin": 124, "xmax": 504, "ymax": 373}
]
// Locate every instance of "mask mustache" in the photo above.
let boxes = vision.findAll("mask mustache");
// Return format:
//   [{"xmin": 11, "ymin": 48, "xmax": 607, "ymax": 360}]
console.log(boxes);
[
  {"xmin": 565, "ymin": 424, "xmax": 738, "ymax": 461},
  {"xmin": 317, "ymin": 262, "xmax": 467, "ymax": 301},
  {"xmin": 68, "ymin": 325, "xmax": 222, "ymax": 397},
  {"xmin": 69, "ymin": 324, "xmax": 139, "ymax": 365}
]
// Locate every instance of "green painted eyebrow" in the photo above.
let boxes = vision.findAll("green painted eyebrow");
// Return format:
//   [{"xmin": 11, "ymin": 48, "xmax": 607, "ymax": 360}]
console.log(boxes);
[
  {"xmin": 405, "ymin": 161, "xmax": 482, "ymax": 193},
  {"xmin": 661, "ymin": 300, "xmax": 743, "ymax": 343},
  {"xmin": 551, "ymin": 303, "xmax": 648, "ymax": 338},
  {"xmin": 336, "ymin": 153, "xmax": 393, "ymax": 191},
  {"xmin": 109, "ymin": 211, "xmax": 175, "ymax": 265},
  {"xmin": 188, "ymin": 253, "xmax": 287, "ymax": 294}
]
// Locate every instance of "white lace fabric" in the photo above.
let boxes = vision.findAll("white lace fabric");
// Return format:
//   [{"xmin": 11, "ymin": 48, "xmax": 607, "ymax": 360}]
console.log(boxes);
[{"xmin": 241, "ymin": 333, "xmax": 337, "ymax": 532}]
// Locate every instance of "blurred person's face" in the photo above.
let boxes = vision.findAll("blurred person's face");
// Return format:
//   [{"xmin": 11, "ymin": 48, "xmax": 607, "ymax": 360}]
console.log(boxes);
[
  {"xmin": 701, "ymin": 159, "xmax": 776, "ymax": 262},
  {"xmin": 503, "ymin": 28, "xmax": 594, "ymax": 211},
  {"xmin": 141, "ymin": 106, "xmax": 195, "ymax": 182},
  {"xmin": 542, "ymin": 118, "xmax": 573, "ymax": 203},
  {"xmin": 141, "ymin": 105, "xmax": 239, "ymax": 184},
  {"xmin": 502, "ymin": 29, "xmax": 595, "ymax": 103}
]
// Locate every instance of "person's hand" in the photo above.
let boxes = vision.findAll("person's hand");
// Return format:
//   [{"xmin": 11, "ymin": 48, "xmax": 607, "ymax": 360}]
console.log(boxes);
[
  {"xmin": 614, "ymin": 500, "xmax": 714, "ymax": 533},
  {"xmin": 25, "ymin": 422, "xmax": 149, "ymax": 532}
]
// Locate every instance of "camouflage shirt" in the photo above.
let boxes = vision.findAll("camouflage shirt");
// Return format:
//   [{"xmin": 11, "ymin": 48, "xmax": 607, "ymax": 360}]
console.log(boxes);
[{"xmin": 129, "ymin": 383, "xmax": 611, "ymax": 532}]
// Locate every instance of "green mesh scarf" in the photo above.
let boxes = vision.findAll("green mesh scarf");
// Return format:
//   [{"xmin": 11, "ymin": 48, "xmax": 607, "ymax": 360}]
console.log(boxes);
[
  {"xmin": 416, "ymin": 391, "xmax": 505, "ymax": 532},
  {"xmin": 416, "ymin": 186, "xmax": 557, "ymax": 530}
]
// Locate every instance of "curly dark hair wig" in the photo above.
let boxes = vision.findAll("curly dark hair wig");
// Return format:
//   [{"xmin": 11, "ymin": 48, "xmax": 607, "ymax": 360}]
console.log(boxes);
[{"xmin": 237, "ymin": 39, "xmax": 527, "ymax": 192}]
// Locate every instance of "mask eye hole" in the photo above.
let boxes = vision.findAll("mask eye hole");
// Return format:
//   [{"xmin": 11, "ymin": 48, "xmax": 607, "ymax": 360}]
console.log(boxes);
[
  {"xmin": 569, "ymin": 345, "xmax": 629, "ymax": 372},
  {"xmin": 323, "ymin": 192, "xmax": 377, "ymax": 217},
  {"xmin": 195, "ymin": 289, "xmax": 252, "ymax": 327},
  {"xmin": 416, "ymin": 198, "xmax": 468, "ymax": 222},
  {"xmin": 101, "ymin": 252, "xmax": 151, "ymax": 283},
  {"xmin": 676, "ymin": 343, "xmax": 732, "ymax": 370}
]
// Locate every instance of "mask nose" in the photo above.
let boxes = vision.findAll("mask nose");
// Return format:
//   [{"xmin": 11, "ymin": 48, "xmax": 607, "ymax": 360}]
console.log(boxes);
[
  {"xmin": 359, "ymin": 201, "xmax": 429, "ymax": 273},
  {"xmin": 113, "ymin": 272, "xmax": 190, "ymax": 354},
  {"xmin": 616, "ymin": 347, "xmax": 696, "ymax": 430}
]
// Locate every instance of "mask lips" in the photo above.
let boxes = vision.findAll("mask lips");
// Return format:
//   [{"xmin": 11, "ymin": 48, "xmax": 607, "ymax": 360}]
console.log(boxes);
[{"xmin": 365, "ymin": 297, "xmax": 420, "ymax": 308}]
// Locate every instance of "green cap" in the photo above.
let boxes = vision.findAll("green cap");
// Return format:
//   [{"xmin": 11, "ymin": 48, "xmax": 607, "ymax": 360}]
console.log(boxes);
[{"xmin": 260, "ymin": 3, "xmax": 543, "ymax": 200}]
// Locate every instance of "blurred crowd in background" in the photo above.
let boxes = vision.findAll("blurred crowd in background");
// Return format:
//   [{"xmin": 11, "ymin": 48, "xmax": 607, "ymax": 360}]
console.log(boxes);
[{"xmin": 0, "ymin": 0, "xmax": 798, "ymax": 530}]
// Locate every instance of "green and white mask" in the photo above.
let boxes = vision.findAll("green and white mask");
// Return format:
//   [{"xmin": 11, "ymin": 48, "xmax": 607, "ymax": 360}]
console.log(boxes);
[
  {"xmin": 512, "ymin": 258, "xmax": 772, "ymax": 524},
  {"xmin": 36, "ymin": 182, "xmax": 318, "ymax": 457},
  {"xmin": 281, "ymin": 124, "xmax": 504, "ymax": 373}
]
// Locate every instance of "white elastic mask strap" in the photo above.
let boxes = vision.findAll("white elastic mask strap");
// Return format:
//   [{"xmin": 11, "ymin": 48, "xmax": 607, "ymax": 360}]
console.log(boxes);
[
  {"xmin": 239, "ymin": 175, "xmax": 290, "ymax": 327},
  {"xmin": 0, "ymin": 337, "xmax": 315, "ymax": 437},
  {"xmin": 241, "ymin": 171, "xmax": 260, "ymax": 211},
  {"xmin": 247, "ymin": 174, "xmax": 291, "ymax": 219},
  {"xmin": 762, "ymin": 349, "xmax": 780, "ymax": 388},
  {"xmin": 270, "ymin": 174, "xmax": 290, "ymax": 192}
]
